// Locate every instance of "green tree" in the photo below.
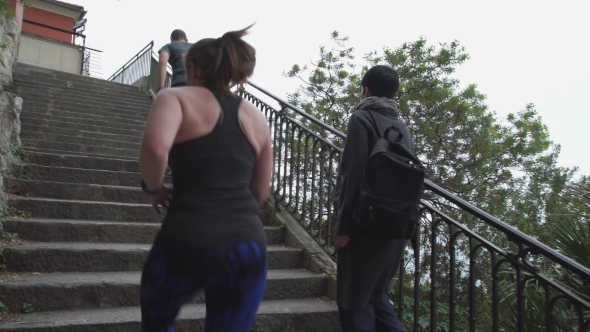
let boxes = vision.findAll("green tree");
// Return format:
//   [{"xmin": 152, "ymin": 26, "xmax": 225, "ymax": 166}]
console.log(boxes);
[
  {"xmin": 0, "ymin": 0, "xmax": 27, "ymax": 18},
  {"xmin": 284, "ymin": 31, "xmax": 584, "ymax": 330}
]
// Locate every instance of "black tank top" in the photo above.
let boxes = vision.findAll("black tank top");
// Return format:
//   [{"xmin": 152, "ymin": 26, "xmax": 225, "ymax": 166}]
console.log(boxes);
[{"xmin": 155, "ymin": 94, "xmax": 266, "ymax": 247}]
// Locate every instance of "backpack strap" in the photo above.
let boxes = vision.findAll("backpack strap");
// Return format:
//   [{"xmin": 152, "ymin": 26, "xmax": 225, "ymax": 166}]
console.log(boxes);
[{"xmin": 366, "ymin": 110, "xmax": 404, "ymax": 143}]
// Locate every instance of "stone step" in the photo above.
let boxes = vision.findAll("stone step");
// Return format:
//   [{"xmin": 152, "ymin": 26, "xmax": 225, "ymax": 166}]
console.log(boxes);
[
  {"xmin": 0, "ymin": 298, "xmax": 339, "ymax": 331},
  {"xmin": 22, "ymin": 112, "xmax": 146, "ymax": 132},
  {"xmin": 0, "ymin": 269, "xmax": 325, "ymax": 312},
  {"xmin": 14, "ymin": 164, "xmax": 147, "ymax": 186},
  {"xmin": 21, "ymin": 100, "xmax": 151, "ymax": 120},
  {"xmin": 21, "ymin": 131, "xmax": 140, "ymax": 151},
  {"xmin": 2, "ymin": 243, "xmax": 304, "ymax": 272},
  {"xmin": 24, "ymin": 151, "xmax": 140, "ymax": 172},
  {"xmin": 9, "ymin": 197, "xmax": 162, "ymax": 223},
  {"xmin": 22, "ymin": 139, "xmax": 138, "ymax": 159},
  {"xmin": 23, "ymin": 146, "xmax": 137, "ymax": 162},
  {"xmin": 2, "ymin": 219, "xmax": 159, "ymax": 244},
  {"xmin": 21, "ymin": 106, "xmax": 148, "ymax": 126},
  {"xmin": 18, "ymin": 91, "xmax": 150, "ymax": 112},
  {"xmin": 7, "ymin": 81, "xmax": 152, "ymax": 107},
  {"xmin": 16, "ymin": 90, "xmax": 152, "ymax": 112},
  {"xmin": 5, "ymin": 178, "xmax": 145, "ymax": 204},
  {"xmin": 19, "ymin": 101, "xmax": 149, "ymax": 122},
  {"xmin": 21, "ymin": 117, "xmax": 144, "ymax": 137},
  {"xmin": 9, "ymin": 80, "xmax": 154, "ymax": 106},
  {"xmin": 21, "ymin": 124, "xmax": 141, "ymax": 144},
  {"xmin": 2, "ymin": 217, "xmax": 279, "ymax": 244},
  {"xmin": 14, "ymin": 64, "xmax": 146, "ymax": 93}
]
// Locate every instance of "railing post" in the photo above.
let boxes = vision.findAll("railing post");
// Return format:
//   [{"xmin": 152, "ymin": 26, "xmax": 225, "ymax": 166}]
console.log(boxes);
[
  {"xmin": 430, "ymin": 216, "xmax": 438, "ymax": 332},
  {"xmin": 449, "ymin": 224, "xmax": 457, "ymax": 332},
  {"xmin": 413, "ymin": 225, "xmax": 420, "ymax": 331},
  {"xmin": 491, "ymin": 252, "xmax": 499, "ymax": 332},
  {"xmin": 469, "ymin": 237, "xmax": 476, "ymax": 332}
]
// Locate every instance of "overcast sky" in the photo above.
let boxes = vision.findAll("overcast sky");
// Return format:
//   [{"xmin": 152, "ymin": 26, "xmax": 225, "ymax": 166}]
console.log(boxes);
[{"xmin": 70, "ymin": 0, "xmax": 589, "ymax": 177}]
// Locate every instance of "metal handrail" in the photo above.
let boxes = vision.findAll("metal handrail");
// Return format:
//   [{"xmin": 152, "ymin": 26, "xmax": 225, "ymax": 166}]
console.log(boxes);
[
  {"xmin": 238, "ymin": 83, "xmax": 590, "ymax": 330},
  {"xmin": 246, "ymin": 81, "xmax": 346, "ymax": 139},
  {"xmin": 245, "ymin": 81, "xmax": 590, "ymax": 282},
  {"xmin": 107, "ymin": 41, "xmax": 154, "ymax": 81},
  {"xmin": 425, "ymin": 179, "xmax": 590, "ymax": 282}
]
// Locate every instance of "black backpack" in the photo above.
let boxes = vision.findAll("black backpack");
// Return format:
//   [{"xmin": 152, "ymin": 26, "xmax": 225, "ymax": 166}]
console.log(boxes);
[{"xmin": 357, "ymin": 111, "xmax": 425, "ymax": 239}]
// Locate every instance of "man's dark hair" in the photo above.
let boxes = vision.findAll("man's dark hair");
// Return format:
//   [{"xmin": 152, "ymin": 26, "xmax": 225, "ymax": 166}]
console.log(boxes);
[
  {"xmin": 170, "ymin": 29, "xmax": 187, "ymax": 41},
  {"xmin": 361, "ymin": 65, "xmax": 400, "ymax": 98}
]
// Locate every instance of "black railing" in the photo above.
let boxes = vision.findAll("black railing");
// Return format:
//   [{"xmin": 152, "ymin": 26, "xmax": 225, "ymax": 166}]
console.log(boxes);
[
  {"xmin": 107, "ymin": 41, "xmax": 171, "ymax": 91},
  {"xmin": 107, "ymin": 42, "xmax": 590, "ymax": 331},
  {"xmin": 237, "ymin": 83, "xmax": 590, "ymax": 332}
]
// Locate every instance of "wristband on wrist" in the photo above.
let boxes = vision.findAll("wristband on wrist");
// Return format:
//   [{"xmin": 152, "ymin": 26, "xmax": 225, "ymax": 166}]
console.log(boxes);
[{"xmin": 141, "ymin": 180, "xmax": 162, "ymax": 195}]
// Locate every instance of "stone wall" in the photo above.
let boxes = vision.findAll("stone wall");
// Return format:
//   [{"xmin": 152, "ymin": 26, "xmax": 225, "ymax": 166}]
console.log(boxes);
[{"xmin": 0, "ymin": 14, "xmax": 22, "ymax": 208}]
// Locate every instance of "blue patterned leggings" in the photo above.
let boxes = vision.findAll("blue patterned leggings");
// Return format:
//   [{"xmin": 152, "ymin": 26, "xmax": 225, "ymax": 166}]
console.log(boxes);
[{"xmin": 140, "ymin": 241, "xmax": 268, "ymax": 332}]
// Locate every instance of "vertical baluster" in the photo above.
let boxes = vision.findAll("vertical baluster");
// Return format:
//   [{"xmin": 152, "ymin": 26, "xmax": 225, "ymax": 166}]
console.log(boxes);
[
  {"xmin": 270, "ymin": 111, "xmax": 279, "ymax": 196},
  {"xmin": 309, "ymin": 138, "xmax": 318, "ymax": 230},
  {"xmin": 544, "ymin": 283, "xmax": 552, "ymax": 332},
  {"xmin": 414, "ymin": 223, "xmax": 421, "ymax": 331},
  {"xmin": 516, "ymin": 261, "xmax": 524, "ymax": 332},
  {"xmin": 301, "ymin": 134, "xmax": 310, "ymax": 224},
  {"xmin": 492, "ymin": 252, "xmax": 499, "ymax": 332},
  {"xmin": 398, "ymin": 252, "xmax": 405, "ymax": 324},
  {"xmin": 286, "ymin": 123, "xmax": 296, "ymax": 210},
  {"xmin": 274, "ymin": 113, "xmax": 283, "ymax": 197},
  {"xmin": 294, "ymin": 130, "xmax": 304, "ymax": 214},
  {"xmin": 318, "ymin": 144, "xmax": 326, "ymax": 243},
  {"xmin": 326, "ymin": 150, "xmax": 335, "ymax": 254},
  {"xmin": 577, "ymin": 304, "xmax": 584, "ymax": 332},
  {"xmin": 449, "ymin": 224, "xmax": 456, "ymax": 332},
  {"xmin": 430, "ymin": 216, "xmax": 438, "ymax": 332},
  {"xmin": 469, "ymin": 237, "xmax": 476, "ymax": 332},
  {"xmin": 280, "ymin": 119, "xmax": 290, "ymax": 201}
]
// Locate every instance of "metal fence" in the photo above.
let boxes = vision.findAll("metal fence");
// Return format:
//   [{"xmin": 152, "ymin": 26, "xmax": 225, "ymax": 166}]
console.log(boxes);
[
  {"xmin": 238, "ymin": 82, "xmax": 590, "ymax": 332},
  {"xmin": 107, "ymin": 41, "xmax": 171, "ymax": 91},
  {"xmin": 107, "ymin": 42, "xmax": 590, "ymax": 331}
]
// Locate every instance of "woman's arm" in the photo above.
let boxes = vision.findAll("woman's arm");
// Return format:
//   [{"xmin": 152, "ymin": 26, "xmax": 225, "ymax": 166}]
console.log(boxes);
[
  {"xmin": 139, "ymin": 90, "xmax": 183, "ymax": 192},
  {"xmin": 157, "ymin": 51, "xmax": 170, "ymax": 91},
  {"xmin": 250, "ymin": 136, "xmax": 273, "ymax": 204}
]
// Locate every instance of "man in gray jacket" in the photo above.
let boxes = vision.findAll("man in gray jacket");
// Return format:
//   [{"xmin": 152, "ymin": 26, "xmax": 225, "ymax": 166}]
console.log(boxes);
[{"xmin": 335, "ymin": 65, "xmax": 412, "ymax": 332}]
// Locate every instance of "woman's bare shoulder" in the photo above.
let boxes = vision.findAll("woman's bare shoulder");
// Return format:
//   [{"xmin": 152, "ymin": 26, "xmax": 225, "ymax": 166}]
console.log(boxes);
[{"xmin": 239, "ymin": 98, "xmax": 267, "ymax": 123}]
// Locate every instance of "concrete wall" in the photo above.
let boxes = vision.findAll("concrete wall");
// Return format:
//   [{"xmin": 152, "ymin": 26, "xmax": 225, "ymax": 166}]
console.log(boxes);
[{"xmin": 18, "ymin": 33, "xmax": 82, "ymax": 74}]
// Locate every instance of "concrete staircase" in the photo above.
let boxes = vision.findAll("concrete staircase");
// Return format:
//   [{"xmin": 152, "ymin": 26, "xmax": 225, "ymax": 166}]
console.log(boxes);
[{"xmin": 0, "ymin": 64, "xmax": 339, "ymax": 331}]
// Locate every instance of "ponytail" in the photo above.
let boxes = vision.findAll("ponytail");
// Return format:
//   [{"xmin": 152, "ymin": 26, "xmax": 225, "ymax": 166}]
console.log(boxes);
[{"xmin": 184, "ymin": 24, "xmax": 256, "ymax": 97}]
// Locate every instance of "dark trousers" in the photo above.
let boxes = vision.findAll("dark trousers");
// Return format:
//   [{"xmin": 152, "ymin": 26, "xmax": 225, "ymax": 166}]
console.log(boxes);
[
  {"xmin": 171, "ymin": 82, "xmax": 186, "ymax": 87},
  {"xmin": 140, "ymin": 242, "xmax": 267, "ymax": 332},
  {"xmin": 338, "ymin": 292, "xmax": 406, "ymax": 332}
]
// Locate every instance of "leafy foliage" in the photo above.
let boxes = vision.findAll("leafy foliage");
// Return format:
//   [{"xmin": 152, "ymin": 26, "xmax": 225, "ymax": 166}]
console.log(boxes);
[
  {"xmin": 0, "ymin": 0, "xmax": 28, "ymax": 18},
  {"xmin": 1, "ymin": 206, "xmax": 31, "ymax": 219},
  {"xmin": 284, "ymin": 31, "xmax": 587, "ymax": 331},
  {"xmin": 9, "ymin": 143, "xmax": 27, "ymax": 162},
  {"xmin": 21, "ymin": 303, "xmax": 33, "ymax": 314}
]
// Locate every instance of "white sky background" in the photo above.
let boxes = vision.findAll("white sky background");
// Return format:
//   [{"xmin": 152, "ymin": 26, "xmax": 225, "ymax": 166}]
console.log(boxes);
[{"xmin": 72, "ymin": 0, "xmax": 589, "ymax": 176}]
